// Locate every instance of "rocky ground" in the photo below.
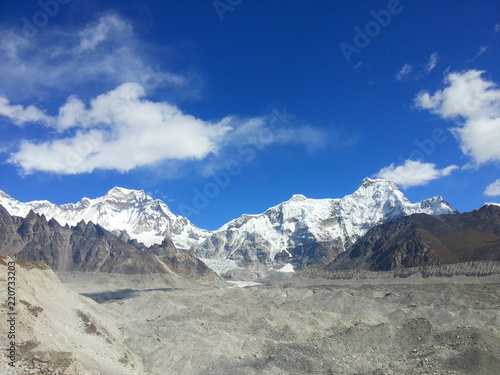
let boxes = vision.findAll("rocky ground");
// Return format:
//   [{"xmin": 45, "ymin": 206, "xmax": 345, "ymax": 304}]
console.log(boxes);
[{"xmin": 1, "ymin": 258, "xmax": 499, "ymax": 374}]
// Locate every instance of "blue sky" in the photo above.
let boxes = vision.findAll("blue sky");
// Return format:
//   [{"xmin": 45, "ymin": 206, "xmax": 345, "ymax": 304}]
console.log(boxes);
[{"xmin": 0, "ymin": 0, "xmax": 499, "ymax": 230}]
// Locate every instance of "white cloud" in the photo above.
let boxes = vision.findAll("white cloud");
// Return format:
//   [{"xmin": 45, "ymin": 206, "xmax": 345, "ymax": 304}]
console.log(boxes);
[
  {"xmin": 425, "ymin": 52, "xmax": 439, "ymax": 72},
  {"xmin": 396, "ymin": 64, "xmax": 413, "ymax": 81},
  {"xmin": 0, "ymin": 14, "xmax": 185, "ymax": 100},
  {"xmin": 415, "ymin": 70, "xmax": 500, "ymax": 165},
  {"xmin": 375, "ymin": 160, "xmax": 458, "ymax": 188},
  {"xmin": 495, "ymin": 24, "xmax": 500, "ymax": 33},
  {"xmin": 0, "ymin": 96, "xmax": 54, "ymax": 126},
  {"xmin": 7, "ymin": 83, "xmax": 232, "ymax": 174},
  {"xmin": 484, "ymin": 179, "xmax": 500, "ymax": 196}
]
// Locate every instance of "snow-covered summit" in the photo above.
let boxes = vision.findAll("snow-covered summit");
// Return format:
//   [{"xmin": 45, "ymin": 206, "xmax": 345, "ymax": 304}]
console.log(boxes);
[
  {"xmin": 104, "ymin": 187, "xmax": 151, "ymax": 202},
  {"xmin": 289, "ymin": 194, "xmax": 308, "ymax": 202},
  {"xmin": 360, "ymin": 177, "xmax": 398, "ymax": 189},
  {"xmin": 0, "ymin": 187, "xmax": 210, "ymax": 249}
]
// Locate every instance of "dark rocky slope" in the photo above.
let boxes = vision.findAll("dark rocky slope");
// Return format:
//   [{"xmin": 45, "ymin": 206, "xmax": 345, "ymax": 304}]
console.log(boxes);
[
  {"xmin": 0, "ymin": 205, "xmax": 219, "ymax": 283},
  {"xmin": 327, "ymin": 204, "xmax": 500, "ymax": 272}
]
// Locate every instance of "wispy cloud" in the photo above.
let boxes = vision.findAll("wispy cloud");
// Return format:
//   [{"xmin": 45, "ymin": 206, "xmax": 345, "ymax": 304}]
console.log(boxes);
[
  {"xmin": 195, "ymin": 109, "xmax": 331, "ymax": 178},
  {"xmin": 464, "ymin": 46, "xmax": 489, "ymax": 65},
  {"xmin": 495, "ymin": 24, "xmax": 500, "ymax": 33},
  {"xmin": 396, "ymin": 52, "xmax": 439, "ymax": 81},
  {"xmin": 415, "ymin": 70, "xmax": 500, "ymax": 165},
  {"xmin": 396, "ymin": 64, "xmax": 413, "ymax": 82},
  {"xmin": 425, "ymin": 52, "xmax": 439, "ymax": 72},
  {"xmin": 0, "ymin": 14, "xmax": 186, "ymax": 100},
  {"xmin": 474, "ymin": 46, "xmax": 489, "ymax": 58},
  {"xmin": 375, "ymin": 160, "xmax": 458, "ymax": 188}
]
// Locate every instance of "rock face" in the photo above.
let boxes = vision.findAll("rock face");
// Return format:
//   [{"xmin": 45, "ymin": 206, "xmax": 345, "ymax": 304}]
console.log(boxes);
[
  {"xmin": 0, "ymin": 206, "xmax": 218, "ymax": 283},
  {"xmin": 327, "ymin": 204, "xmax": 500, "ymax": 272},
  {"xmin": 0, "ymin": 187, "xmax": 210, "ymax": 249},
  {"xmin": 195, "ymin": 178, "xmax": 458, "ymax": 269}
]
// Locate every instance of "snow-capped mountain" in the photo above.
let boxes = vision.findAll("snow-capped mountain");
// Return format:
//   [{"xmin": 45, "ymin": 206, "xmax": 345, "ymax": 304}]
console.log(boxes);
[
  {"xmin": 0, "ymin": 178, "xmax": 458, "ymax": 270},
  {"xmin": 0, "ymin": 187, "xmax": 210, "ymax": 249},
  {"xmin": 194, "ymin": 178, "xmax": 458, "ymax": 269}
]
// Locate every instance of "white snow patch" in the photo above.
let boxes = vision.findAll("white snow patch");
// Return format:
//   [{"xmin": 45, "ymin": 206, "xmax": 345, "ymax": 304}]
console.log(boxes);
[
  {"xmin": 227, "ymin": 281, "xmax": 262, "ymax": 288},
  {"xmin": 276, "ymin": 264, "xmax": 295, "ymax": 273}
]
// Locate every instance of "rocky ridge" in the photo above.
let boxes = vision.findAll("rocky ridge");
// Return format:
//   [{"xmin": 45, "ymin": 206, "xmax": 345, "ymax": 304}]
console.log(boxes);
[
  {"xmin": 326, "ymin": 204, "xmax": 500, "ymax": 272},
  {"xmin": 0, "ymin": 205, "xmax": 219, "ymax": 283}
]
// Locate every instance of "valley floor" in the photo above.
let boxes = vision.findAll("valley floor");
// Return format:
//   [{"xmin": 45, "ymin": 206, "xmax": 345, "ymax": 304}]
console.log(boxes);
[
  {"xmin": 69, "ymin": 276, "xmax": 500, "ymax": 374},
  {"xmin": 1, "ymin": 262, "xmax": 499, "ymax": 374}
]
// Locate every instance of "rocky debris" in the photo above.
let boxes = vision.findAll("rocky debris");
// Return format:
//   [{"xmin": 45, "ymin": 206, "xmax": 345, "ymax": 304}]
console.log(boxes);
[
  {"xmin": 223, "ymin": 268, "xmax": 260, "ymax": 281},
  {"xmin": 100, "ymin": 277, "xmax": 500, "ymax": 375},
  {"xmin": 1, "ymin": 255, "xmax": 499, "ymax": 374},
  {"xmin": 293, "ymin": 261, "xmax": 500, "ymax": 286},
  {"xmin": 0, "ymin": 256, "xmax": 142, "ymax": 374}
]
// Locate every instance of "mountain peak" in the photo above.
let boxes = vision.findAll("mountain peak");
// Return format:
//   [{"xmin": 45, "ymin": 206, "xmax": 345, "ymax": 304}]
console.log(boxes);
[
  {"xmin": 419, "ymin": 196, "xmax": 458, "ymax": 214},
  {"xmin": 289, "ymin": 194, "xmax": 307, "ymax": 201},
  {"xmin": 360, "ymin": 177, "xmax": 398, "ymax": 190},
  {"xmin": 105, "ymin": 187, "xmax": 150, "ymax": 201}
]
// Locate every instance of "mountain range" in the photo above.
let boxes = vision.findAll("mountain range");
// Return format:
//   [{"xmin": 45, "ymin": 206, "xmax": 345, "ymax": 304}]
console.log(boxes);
[
  {"xmin": 0, "ymin": 178, "xmax": 458, "ymax": 271},
  {"xmin": 0, "ymin": 187, "xmax": 210, "ymax": 249}
]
